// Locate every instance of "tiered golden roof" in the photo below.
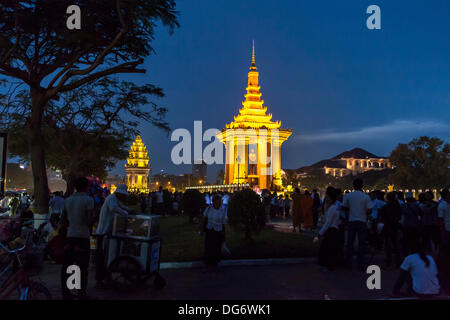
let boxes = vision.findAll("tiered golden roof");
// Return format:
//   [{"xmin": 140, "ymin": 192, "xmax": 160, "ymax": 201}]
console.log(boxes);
[
  {"xmin": 226, "ymin": 41, "xmax": 281, "ymax": 130},
  {"xmin": 125, "ymin": 136, "xmax": 150, "ymax": 168}
]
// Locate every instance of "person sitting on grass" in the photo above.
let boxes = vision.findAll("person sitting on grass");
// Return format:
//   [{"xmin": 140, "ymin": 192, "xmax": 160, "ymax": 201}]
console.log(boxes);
[{"xmin": 392, "ymin": 239, "xmax": 440, "ymax": 299}]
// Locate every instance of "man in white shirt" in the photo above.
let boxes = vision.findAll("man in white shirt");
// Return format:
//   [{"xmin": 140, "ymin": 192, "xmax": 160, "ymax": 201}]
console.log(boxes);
[
  {"xmin": 49, "ymin": 191, "xmax": 65, "ymax": 215},
  {"xmin": 341, "ymin": 178, "xmax": 373, "ymax": 271},
  {"xmin": 155, "ymin": 186, "xmax": 164, "ymax": 215},
  {"xmin": 369, "ymin": 190, "xmax": 386, "ymax": 221},
  {"xmin": 96, "ymin": 184, "xmax": 130, "ymax": 235},
  {"xmin": 94, "ymin": 184, "xmax": 131, "ymax": 285}
]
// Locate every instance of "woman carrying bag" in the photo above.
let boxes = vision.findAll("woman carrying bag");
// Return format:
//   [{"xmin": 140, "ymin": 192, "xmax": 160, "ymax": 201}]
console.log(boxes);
[{"xmin": 199, "ymin": 195, "xmax": 226, "ymax": 272}]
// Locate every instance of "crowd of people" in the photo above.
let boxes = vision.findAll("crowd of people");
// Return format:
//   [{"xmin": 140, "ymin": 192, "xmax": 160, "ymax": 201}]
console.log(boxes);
[
  {"xmin": 313, "ymin": 179, "xmax": 450, "ymax": 298},
  {"xmin": 0, "ymin": 178, "xmax": 449, "ymax": 299}
]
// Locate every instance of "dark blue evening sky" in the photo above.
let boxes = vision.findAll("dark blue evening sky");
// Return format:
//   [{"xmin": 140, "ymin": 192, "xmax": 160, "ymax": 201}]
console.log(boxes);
[{"xmin": 113, "ymin": 0, "xmax": 450, "ymax": 182}]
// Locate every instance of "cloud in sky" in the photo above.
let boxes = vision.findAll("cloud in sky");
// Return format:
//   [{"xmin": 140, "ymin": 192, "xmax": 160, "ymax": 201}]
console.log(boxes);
[{"xmin": 294, "ymin": 120, "xmax": 450, "ymax": 143}]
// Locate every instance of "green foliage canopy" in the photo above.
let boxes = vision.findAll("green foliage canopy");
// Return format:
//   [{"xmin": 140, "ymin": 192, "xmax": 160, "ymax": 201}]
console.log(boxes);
[{"xmin": 228, "ymin": 189, "xmax": 266, "ymax": 240}]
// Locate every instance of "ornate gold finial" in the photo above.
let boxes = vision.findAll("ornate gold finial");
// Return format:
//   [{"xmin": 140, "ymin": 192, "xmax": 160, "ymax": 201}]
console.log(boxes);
[{"xmin": 250, "ymin": 40, "xmax": 256, "ymax": 70}]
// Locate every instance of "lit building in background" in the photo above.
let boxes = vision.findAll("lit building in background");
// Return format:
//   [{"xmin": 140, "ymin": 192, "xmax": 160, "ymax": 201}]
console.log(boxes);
[
  {"xmin": 322, "ymin": 148, "xmax": 392, "ymax": 177},
  {"xmin": 125, "ymin": 136, "xmax": 150, "ymax": 192},
  {"xmin": 217, "ymin": 42, "xmax": 292, "ymax": 190}
]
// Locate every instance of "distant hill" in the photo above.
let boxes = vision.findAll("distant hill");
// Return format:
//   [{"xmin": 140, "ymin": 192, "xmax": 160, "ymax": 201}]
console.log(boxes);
[{"xmin": 331, "ymin": 147, "xmax": 386, "ymax": 160}]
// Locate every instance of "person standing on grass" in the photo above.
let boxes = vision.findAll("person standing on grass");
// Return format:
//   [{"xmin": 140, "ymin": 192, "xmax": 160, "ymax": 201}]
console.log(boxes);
[
  {"xmin": 200, "ymin": 195, "xmax": 226, "ymax": 272},
  {"xmin": 205, "ymin": 192, "xmax": 212, "ymax": 207},
  {"xmin": 155, "ymin": 186, "xmax": 164, "ymax": 215},
  {"xmin": 49, "ymin": 191, "xmax": 65, "ymax": 226},
  {"xmin": 438, "ymin": 187, "xmax": 450, "ymax": 249},
  {"xmin": 321, "ymin": 186, "xmax": 336, "ymax": 223},
  {"xmin": 291, "ymin": 188, "xmax": 302, "ymax": 232},
  {"xmin": 419, "ymin": 191, "xmax": 440, "ymax": 253},
  {"xmin": 278, "ymin": 195, "xmax": 284, "ymax": 218},
  {"xmin": 435, "ymin": 187, "xmax": 450, "ymax": 295},
  {"xmin": 283, "ymin": 194, "xmax": 291, "ymax": 219},
  {"xmin": 378, "ymin": 192, "xmax": 402, "ymax": 268},
  {"xmin": 312, "ymin": 189, "xmax": 321, "ymax": 228},
  {"xmin": 316, "ymin": 188, "xmax": 341, "ymax": 272},
  {"xmin": 401, "ymin": 194, "xmax": 422, "ymax": 258},
  {"xmin": 300, "ymin": 190, "xmax": 314, "ymax": 230},
  {"xmin": 341, "ymin": 178, "xmax": 373, "ymax": 271},
  {"xmin": 222, "ymin": 192, "xmax": 230, "ymax": 217},
  {"xmin": 60, "ymin": 177, "xmax": 94, "ymax": 300}
]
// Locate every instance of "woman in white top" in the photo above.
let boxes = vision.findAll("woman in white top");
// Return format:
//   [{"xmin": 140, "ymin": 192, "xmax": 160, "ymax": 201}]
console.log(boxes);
[
  {"xmin": 316, "ymin": 187, "xmax": 341, "ymax": 271},
  {"xmin": 200, "ymin": 195, "xmax": 226, "ymax": 271},
  {"xmin": 393, "ymin": 239, "xmax": 440, "ymax": 298}
]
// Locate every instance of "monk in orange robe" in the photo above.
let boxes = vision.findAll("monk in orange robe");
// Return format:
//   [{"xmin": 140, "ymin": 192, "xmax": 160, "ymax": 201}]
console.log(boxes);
[
  {"xmin": 300, "ymin": 190, "xmax": 314, "ymax": 229},
  {"xmin": 291, "ymin": 188, "xmax": 303, "ymax": 232}
]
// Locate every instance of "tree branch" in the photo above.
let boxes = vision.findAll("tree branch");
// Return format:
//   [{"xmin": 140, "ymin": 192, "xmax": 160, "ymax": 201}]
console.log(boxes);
[{"xmin": 53, "ymin": 60, "xmax": 145, "ymax": 95}]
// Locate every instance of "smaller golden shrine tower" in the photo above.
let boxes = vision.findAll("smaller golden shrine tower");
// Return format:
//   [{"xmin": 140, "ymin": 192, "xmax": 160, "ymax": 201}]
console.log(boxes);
[{"xmin": 125, "ymin": 136, "xmax": 150, "ymax": 193}]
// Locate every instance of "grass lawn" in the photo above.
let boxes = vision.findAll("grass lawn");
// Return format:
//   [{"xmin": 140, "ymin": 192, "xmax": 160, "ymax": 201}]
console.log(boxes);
[{"xmin": 159, "ymin": 215, "xmax": 319, "ymax": 262}]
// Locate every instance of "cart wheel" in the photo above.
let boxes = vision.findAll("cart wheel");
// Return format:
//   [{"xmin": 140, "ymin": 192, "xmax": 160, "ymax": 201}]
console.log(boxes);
[
  {"xmin": 153, "ymin": 273, "xmax": 166, "ymax": 290},
  {"xmin": 25, "ymin": 281, "xmax": 52, "ymax": 300},
  {"xmin": 107, "ymin": 256, "xmax": 142, "ymax": 287}
]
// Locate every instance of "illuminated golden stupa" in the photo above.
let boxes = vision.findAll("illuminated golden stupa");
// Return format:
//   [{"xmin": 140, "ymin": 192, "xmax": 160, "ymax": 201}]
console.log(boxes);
[
  {"xmin": 217, "ymin": 42, "xmax": 292, "ymax": 190},
  {"xmin": 125, "ymin": 136, "xmax": 150, "ymax": 192}
]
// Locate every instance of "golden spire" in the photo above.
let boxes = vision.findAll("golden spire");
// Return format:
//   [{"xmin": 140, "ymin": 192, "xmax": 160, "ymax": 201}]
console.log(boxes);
[
  {"xmin": 224, "ymin": 41, "xmax": 282, "ymax": 130},
  {"xmin": 126, "ymin": 135, "xmax": 150, "ymax": 168},
  {"xmin": 250, "ymin": 40, "xmax": 257, "ymax": 71}
]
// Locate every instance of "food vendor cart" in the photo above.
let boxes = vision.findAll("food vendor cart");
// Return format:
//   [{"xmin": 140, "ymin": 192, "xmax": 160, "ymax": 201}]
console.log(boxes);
[{"xmin": 101, "ymin": 213, "xmax": 165, "ymax": 289}]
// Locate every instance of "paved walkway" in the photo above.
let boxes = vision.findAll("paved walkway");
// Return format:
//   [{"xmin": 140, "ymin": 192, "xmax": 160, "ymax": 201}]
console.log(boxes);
[
  {"xmin": 37, "ymin": 257, "xmax": 402, "ymax": 300},
  {"xmin": 267, "ymin": 216, "xmax": 317, "ymax": 236},
  {"xmin": 29, "ymin": 217, "xmax": 448, "ymax": 300}
]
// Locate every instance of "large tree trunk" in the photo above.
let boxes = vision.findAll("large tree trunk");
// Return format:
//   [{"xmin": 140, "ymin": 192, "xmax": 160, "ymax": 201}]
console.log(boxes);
[{"xmin": 28, "ymin": 88, "xmax": 49, "ymax": 215}]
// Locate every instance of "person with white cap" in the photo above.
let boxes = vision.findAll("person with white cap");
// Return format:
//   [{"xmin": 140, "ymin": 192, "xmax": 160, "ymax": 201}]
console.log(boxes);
[
  {"xmin": 96, "ymin": 184, "xmax": 131, "ymax": 235},
  {"xmin": 94, "ymin": 184, "xmax": 131, "ymax": 285}
]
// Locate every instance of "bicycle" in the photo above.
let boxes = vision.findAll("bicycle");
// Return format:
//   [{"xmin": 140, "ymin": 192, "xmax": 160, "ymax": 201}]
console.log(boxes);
[{"xmin": 0, "ymin": 241, "xmax": 51, "ymax": 300}]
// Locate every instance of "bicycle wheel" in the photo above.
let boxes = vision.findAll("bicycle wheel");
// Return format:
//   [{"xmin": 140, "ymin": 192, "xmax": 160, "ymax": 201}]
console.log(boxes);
[
  {"xmin": 27, "ymin": 281, "xmax": 52, "ymax": 300},
  {"xmin": 153, "ymin": 273, "xmax": 166, "ymax": 290}
]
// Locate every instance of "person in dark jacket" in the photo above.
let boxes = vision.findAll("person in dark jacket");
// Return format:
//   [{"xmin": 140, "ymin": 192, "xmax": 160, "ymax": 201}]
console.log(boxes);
[
  {"xmin": 379, "ymin": 192, "xmax": 402, "ymax": 268},
  {"xmin": 401, "ymin": 194, "xmax": 422, "ymax": 258},
  {"xmin": 312, "ymin": 189, "xmax": 321, "ymax": 228},
  {"xmin": 420, "ymin": 192, "xmax": 440, "ymax": 253}
]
